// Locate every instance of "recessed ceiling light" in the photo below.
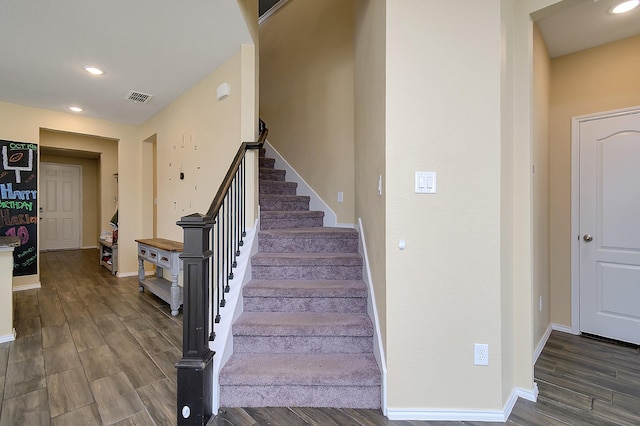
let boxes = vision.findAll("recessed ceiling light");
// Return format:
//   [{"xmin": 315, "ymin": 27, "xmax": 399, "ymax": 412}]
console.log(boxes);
[
  {"xmin": 610, "ymin": 0, "xmax": 639, "ymax": 14},
  {"xmin": 82, "ymin": 66, "xmax": 105, "ymax": 75},
  {"xmin": 69, "ymin": 106, "xmax": 83, "ymax": 112}
]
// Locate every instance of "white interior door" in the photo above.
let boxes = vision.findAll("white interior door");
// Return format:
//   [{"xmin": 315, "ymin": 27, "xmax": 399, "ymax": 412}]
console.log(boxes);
[
  {"xmin": 579, "ymin": 110, "xmax": 640, "ymax": 344},
  {"xmin": 40, "ymin": 163, "xmax": 81, "ymax": 250}
]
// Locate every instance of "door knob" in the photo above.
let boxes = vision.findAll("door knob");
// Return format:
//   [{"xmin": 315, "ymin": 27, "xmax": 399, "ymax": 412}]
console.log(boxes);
[{"xmin": 583, "ymin": 234, "xmax": 593, "ymax": 242}]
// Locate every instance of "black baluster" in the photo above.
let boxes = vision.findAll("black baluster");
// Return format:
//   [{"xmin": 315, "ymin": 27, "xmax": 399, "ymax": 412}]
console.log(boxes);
[
  {"xmin": 240, "ymin": 156, "xmax": 246, "ymax": 241},
  {"xmin": 215, "ymin": 213, "xmax": 223, "ymax": 315},
  {"xmin": 226, "ymin": 194, "xmax": 233, "ymax": 287}
]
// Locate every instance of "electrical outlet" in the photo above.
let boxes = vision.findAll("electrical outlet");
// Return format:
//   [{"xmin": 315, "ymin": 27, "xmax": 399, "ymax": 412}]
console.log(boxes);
[
  {"xmin": 474, "ymin": 343, "xmax": 489, "ymax": 366},
  {"xmin": 539, "ymin": 296, "xmax": 543, "ymax": 312},
  {"xmin": 337, "ymin": 192, "xmax": 344, "ymax": 202}
]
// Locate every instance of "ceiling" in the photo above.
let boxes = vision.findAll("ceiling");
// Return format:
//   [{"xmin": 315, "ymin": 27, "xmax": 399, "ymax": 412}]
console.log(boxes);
[
  {"xmin": 0, "ymin": 1, "xmax": 252, "ymax": 125},
  {"xmin": 536, "ymin": 0, "xmax": 640, "ymax": 58},
  {"xmin": 0, "ymin": 0, "xmax": 638, "ymax": 126}
]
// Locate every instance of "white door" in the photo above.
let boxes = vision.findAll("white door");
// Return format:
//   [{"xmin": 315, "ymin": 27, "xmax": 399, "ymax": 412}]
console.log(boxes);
[
  {"xmin": 579, "ymin": 110, "xmax": 640, "ymax": 345},
  {"xmin": 40, "ymin": 163, "xmax": 81, "ymax": 250}
]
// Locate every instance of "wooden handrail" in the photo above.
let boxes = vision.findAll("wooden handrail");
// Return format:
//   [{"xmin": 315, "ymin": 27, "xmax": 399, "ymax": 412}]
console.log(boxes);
[{"xmin": 206, "ymin": 127, "xmax": 268, "ymax": 218}]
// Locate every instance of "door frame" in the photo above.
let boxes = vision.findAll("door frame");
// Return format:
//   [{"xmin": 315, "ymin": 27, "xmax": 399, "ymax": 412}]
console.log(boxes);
[
  {"xmin": 570, "ymin": 105, "xmax": 640, "ymax": 335},
  {"xmin": 40, "ymin": 162, "xmax": 83, "ymax": 251}
]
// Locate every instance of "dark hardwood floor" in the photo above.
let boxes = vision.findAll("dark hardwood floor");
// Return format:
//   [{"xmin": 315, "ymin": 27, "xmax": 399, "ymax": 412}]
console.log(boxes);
[
  {"xmin": 2, "ymin": 249, "xmax": 181, "ymax": 425},
  {"xmin": 3, "ymin": 249, "xmax": 639, "ymax": 425}
]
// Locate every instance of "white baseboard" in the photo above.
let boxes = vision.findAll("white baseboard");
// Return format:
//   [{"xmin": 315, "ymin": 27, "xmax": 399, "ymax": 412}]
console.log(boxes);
[
  {"xmin": 388, "ymin": 383, "xmax": 537, "ymax": 423},
  {"xmin": 82, "ymin": 245, "xmax": 98, "ymax": 250},
  {"xmin": 534, "ymin": 324, "xmax": 553, "ymax": 364},
  {"xmin": 552, "ymin": 323, "xmax": 577, "ymax": 335},
  {"xmin": 516, "ymin": 383, "xmax": 538, "ymax": 402},
  {"xmin": 264, "ymin": 141, "xmax": 344, "ymax": 228},
  {"xmin": 357, "ymin": 218, "xmax": 387, "ymax": 415},
  {"xmin": 388, "ymin": 407, "xmax": 509, "ymax": 422},
  {"xmin": 0, "ymin": 329, "xmax": 16, "ymax": 343},
  {"xmin": 117, "ymin": 271, "xmax": 139, "ymax": 278},
  {"xmin": 13, "ymin": 282, "xmax": 41, "ymax": 292}
]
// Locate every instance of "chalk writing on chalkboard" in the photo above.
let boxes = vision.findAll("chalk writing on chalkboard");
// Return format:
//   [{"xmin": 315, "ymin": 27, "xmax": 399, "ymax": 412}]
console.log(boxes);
[{"xmin": 0, "ymin": 140, "xmax": 38, "ymax": 276}]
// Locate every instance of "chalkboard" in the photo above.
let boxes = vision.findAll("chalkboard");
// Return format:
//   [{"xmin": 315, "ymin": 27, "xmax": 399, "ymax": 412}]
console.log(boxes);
[{"xmin": 0, "ymin": 140, "xmax": 38, "ymax": 276}]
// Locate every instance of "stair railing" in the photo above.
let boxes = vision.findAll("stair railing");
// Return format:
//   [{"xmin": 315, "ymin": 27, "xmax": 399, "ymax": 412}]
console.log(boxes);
[{"xmin": 176, "ymin": 121, "xmax": 267, "ymax": 426}]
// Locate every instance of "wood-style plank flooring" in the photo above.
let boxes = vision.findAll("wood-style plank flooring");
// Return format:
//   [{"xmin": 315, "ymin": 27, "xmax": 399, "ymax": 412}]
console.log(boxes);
[
  {"xmin": 3, "ymin": 249, "xmax": 640, "ymax": 425},
  {"xmin": 2, "ymin": 249, "xmax": 182, "ymax": 425},
  {"xmin": 214, "ymin": 332, "xmax": 640, "ymax": 426}
]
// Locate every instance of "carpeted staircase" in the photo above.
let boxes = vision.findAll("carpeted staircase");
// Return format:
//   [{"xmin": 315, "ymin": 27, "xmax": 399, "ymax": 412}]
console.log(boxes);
[{"xmin": 218, "ymin": 149, "xmax": 381, "ymax": 408}]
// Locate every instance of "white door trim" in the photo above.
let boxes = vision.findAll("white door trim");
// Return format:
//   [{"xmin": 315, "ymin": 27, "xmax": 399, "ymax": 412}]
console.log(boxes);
[{"xmin": 570, "ymin": 105, "xmax": 640, "ymax": 335}]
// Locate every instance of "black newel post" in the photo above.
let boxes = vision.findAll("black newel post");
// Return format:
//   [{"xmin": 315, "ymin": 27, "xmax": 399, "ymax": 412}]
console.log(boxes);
[{"xmin": 176, "ymin": 213, "xmax": 215, "ymax": 426}]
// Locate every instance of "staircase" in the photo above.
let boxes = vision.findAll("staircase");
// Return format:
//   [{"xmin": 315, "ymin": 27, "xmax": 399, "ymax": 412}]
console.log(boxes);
[{"xmin": 218, "ymin": 148, "xmax": 381, "ymax": 408}]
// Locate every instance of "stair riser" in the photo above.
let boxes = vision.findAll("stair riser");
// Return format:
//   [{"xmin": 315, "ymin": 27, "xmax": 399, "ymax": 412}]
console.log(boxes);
[
  {"xmin": 259, "ymin": 182, "xmax": 298, "ymax": 195},
  {"xmin": 259, "ymin": 236, "xmax": 358, "ymax": 253},
  {"xmin": 243, "ymin": 296, "xmax": 367, "ymax": 313},
  {"xmin": 252, "ymin": 265, "xmax": 362, "ymax": 280},
  {"xmin": 219, "ymin": 385, "xmax": 381, "ymax": 409},
  {"xmin": 260, "ymin": 198, "xmax": 310, "ymax": 212},
  {"xmin": 260, "ymin": 216, "xmax": 323, "ymax": 230},
  {"xmin": 233, "ymin": 335, "xmax": 373, "ymax": 354},
  {"xmin": 260, "ymin": 169, "xmax": 286, "ymax": 181},
  {"xmin": 260, "ymin": 157, "xmax": 275, "ymax": 168}
]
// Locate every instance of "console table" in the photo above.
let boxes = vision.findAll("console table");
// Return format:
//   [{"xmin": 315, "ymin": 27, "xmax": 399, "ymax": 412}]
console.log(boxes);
[{"xmin": 136, "ymin": 238, "xmax": 183, "ymax": 316}]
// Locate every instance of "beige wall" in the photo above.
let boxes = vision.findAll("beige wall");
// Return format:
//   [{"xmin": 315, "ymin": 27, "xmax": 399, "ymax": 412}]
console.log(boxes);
[
  {"xmin": 532, "ymin": 24, "xmax": 551, "ymax": 345},
  {"xmin": 0, "ymin": 46, "xmax": 255, "ymax": 280},
  {"xmin": 509, "ymin": 0, "xmax": 563, "ymax": 398},
  {"xmin": 40, "ymin": 130, "xmax": 118, "ymax": 244},
  {"xmin": 499, "ymin": 0, "xmax": 516, "ymax": 402},
  {"xmin": 549, "ymin": 34, "xmax": 640, "ymax": 327},
  {"xmin": 259, "ymin": 0, "xmax": 563, "ymax": 412},
  {"xmin": 138, "ymin": 48, "xmax": 257, "ymax": 243},
  {"xmin": 354, "ymin": 0, "xmax": 387, "ymax": 351},
  {"xmin": 259, "ymin": 0, "xmax": 356, "ymax": 224},
  {"xmin": 0, "ymin": 101, "xmax": 139, "ymax": 284},
  {"xmin": 39, "ymin": 152, "xmax": 101, "ymax": 248},
  {"xmin": 385, "ymin": 0, "xmax": 505, "ymax": 409}
]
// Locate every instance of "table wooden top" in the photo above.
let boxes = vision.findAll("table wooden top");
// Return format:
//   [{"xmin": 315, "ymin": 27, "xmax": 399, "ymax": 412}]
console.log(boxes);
[{"xmin": 135, "ymin": 238, "xmax": 183, "ymax": 252}]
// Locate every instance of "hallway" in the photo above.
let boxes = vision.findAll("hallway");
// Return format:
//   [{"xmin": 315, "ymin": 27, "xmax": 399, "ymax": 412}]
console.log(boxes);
[{"xmin": 1, "ymin": 249, "xmax": 180, "ymax": 425}]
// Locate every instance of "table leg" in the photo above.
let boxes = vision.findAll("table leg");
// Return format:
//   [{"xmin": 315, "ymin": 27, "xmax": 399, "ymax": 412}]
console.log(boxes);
[
  {"xmin": 170, "ymin": 273, "xmax": 180, "ymax": 316},
  {"xmin": 138, "ymin": 257, "xmax": 145, "ymax": 292}
]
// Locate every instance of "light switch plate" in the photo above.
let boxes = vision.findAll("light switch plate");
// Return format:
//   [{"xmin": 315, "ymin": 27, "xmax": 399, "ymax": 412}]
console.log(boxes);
[{"xmin": 415, "ymin": 172, "xmax": 436, "ymax": 194}]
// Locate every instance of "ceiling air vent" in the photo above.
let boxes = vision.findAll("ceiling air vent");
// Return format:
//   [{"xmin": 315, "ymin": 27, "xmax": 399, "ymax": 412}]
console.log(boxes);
[{"xmin": 125, "ymin": 90, "xmax": 154, "ymax": 104}]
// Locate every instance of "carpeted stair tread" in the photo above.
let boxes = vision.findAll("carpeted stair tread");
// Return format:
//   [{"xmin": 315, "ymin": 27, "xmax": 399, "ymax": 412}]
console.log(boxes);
[
  {"xmin": 259, "ymin": 168, "xmax": 286, "ymax": 181},
  {"xmin": 259, "ymin": 227, "xmax": 358, "ymax": 238},
  {"xmin": 252, "ymin": 252, "xmax": 362, "ymax": 266},
  {"xmin": 233, "ymin": 312, "xmax": 373, "ymax": 336},
  {"xmin": 259, "ymin": 210, "xmax": 325, "ymax": 230},
  {"xmin": 259, "ymin": 157, "xmax": 275, "ymax": 168},
  {"xmin": 259, "ymin": 180, "xmax": 298, "ymax": 195},
  {"xmin": 258, "ymin": 227, "xmax": 359, "ymax": 253},
  {"xmin": 259, "ymin": 194, "xmax": 310, "ymax": 211},
  {"xmin": 260, "ymin": 210, "xmax": 324, "ymax": 219},
  {"xmin": 259, "ymin": 194, "xmax": 311, "ymax": 202},
  {"xmin": 222, "ymin": 150, "xmax": 381, "ymax": 408},
  {"xmin": 219, "ymin": 353, "xmax": 381, "ymax": 387},
  {"xmin": 244, "ymin": 279, "xmax": 367, "ymax": 298}
]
